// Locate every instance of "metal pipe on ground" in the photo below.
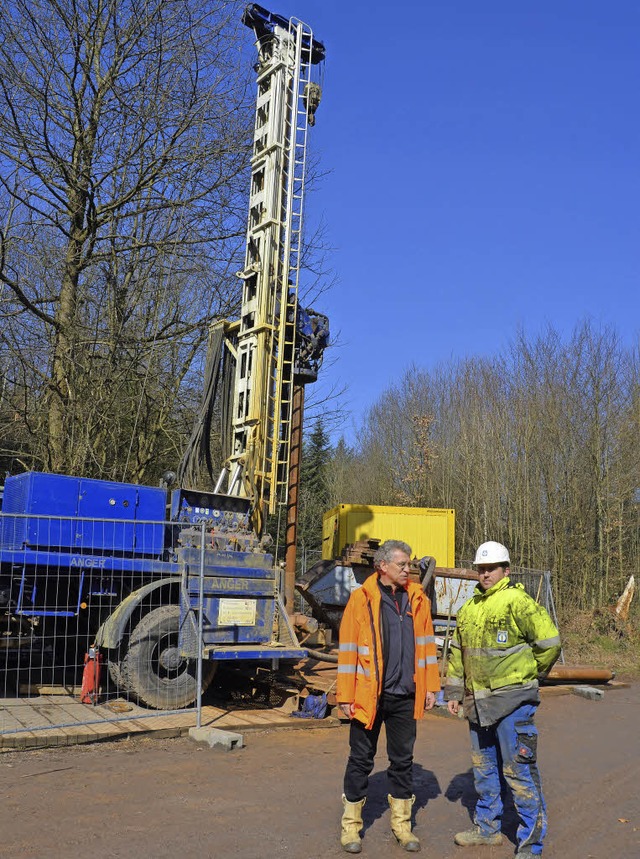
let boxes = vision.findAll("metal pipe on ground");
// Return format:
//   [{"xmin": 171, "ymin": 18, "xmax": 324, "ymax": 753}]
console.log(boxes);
[{"xmin": 545, "ymin": 666, "xmax": 615, "ymax": 683}]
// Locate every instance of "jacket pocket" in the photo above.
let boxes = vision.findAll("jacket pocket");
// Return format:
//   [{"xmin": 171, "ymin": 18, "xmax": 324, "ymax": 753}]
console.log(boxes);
[{"xmin": 353, "ymin": 650, "xmax": 373, "ymax": 705}]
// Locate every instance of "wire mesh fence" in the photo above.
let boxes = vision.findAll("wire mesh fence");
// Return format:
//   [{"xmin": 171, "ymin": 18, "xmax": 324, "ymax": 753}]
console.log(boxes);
[
  {"xmin": 1, "ymin": 513, "xmax": 565, "ymax": 740},
  {"xmin": 0, "ymin": 507, "xmax": 303, "ymax": 739},
  {"xmin": 458, "ymin": 560, "xmax": 557, "ymax": 615},
  {"xmin": 509, "ymin": 567, "xmax": 559, "ymax": 623},
  {"xmin": 0, "ymin": 511, "xmax": 203, "ymax": 737}
]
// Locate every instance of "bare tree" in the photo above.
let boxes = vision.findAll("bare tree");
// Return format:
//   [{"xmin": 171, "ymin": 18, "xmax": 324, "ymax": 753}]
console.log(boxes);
[
  {"xmin": 0, "ymin": 0, "xmax": 251, "ymax": 479},
  {"xmin": 328, "ymin": 322, "xmax": 640, "ymax": 610}
]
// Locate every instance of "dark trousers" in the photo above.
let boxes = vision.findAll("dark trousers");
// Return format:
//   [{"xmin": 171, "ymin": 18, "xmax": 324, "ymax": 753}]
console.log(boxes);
[{"xmin": 343, "ymin": 693, "xmax": 416, "ymax": 802}]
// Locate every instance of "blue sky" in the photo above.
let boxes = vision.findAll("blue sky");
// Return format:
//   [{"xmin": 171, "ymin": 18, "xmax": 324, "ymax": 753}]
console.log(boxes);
[{"xmin": 254, "ymin": 2, "xmax": 640, "ymax": 441}]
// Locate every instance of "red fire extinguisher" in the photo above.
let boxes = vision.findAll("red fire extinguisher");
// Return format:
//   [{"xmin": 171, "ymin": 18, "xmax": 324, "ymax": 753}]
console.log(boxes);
[{"xmin": 80, "ymin": 645, "xmax": 103, "ymax": 705}]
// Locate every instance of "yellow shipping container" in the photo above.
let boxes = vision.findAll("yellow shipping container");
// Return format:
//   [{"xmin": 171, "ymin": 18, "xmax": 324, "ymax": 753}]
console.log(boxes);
[{"xmin": 322, "ymin": 504, "xmax": 455, "ymax": 567}]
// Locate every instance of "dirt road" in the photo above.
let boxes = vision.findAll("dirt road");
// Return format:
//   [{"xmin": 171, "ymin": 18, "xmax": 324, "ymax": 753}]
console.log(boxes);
[{"xmin": 1, "ymin": 684, "xmax": 637, "ymax": 859}]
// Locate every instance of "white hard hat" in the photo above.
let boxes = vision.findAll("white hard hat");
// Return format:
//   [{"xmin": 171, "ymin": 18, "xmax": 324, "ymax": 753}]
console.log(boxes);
[{"xmin": 474, "ymin": 541, "xmax": 510, "ymax": 565}]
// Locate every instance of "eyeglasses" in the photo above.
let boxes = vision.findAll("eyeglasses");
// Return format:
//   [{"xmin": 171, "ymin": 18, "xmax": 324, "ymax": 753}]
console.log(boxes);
[{"xmin": 391, "ymin": 560, "xmax": 411, "ymax": 570}]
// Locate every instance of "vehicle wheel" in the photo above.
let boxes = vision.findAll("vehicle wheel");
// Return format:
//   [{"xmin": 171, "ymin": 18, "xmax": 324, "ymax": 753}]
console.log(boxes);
[
  {"xmin": 119, "ymin": 605, "xmax": 216, "ymax": 710},
  {"xmin": 107, "ymin": 653, "xmax": 132, "ymax": 694}
]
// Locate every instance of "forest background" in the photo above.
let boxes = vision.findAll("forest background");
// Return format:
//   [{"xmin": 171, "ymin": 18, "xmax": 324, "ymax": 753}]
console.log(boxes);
[{"xmin": 0, "ymin": 2, "xmax": 637, "ymax": 674}]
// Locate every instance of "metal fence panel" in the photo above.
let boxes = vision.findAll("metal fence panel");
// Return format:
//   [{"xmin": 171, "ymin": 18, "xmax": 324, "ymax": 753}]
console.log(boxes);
[{"xmin": 0, "ymin": 514, "xmax": 207, "ymax": 737}]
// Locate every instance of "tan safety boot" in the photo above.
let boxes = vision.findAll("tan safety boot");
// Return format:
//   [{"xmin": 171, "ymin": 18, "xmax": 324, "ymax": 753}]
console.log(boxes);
[
  {"xmin": 341, "ymin": 794, "xmax": 366, "ymax": 853},
  {"xmin": 454, "ymin": 826, "xmax": 503, "ymax": 847},
  {"xmin": 388, "ymin": 795, "xmax": 420, "ymax": 852}
]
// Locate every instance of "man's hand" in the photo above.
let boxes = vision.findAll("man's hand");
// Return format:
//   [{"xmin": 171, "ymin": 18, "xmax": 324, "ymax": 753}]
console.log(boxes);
[
  {"xmin": 447, "ymin": 700, "xmax": 460, "ymax": 716},
  {"xmin": 425, "ymin": 691, "xmax": 437, "ymax": 711},
  {"xmin": 339, "ymin": 702, "xmax": 355, "ymax": 719}
]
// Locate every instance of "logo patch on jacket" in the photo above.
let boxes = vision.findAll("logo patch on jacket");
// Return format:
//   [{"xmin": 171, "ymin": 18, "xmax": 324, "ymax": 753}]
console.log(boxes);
[{"xmin": 496, "ymin": 630, "xmax": 508, "ymax": 644}]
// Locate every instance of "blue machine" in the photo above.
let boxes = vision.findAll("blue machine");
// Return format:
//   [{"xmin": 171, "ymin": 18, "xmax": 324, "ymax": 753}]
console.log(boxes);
[
  {"xmin": 0, "ymin": 471, "xmax": 166, "ymax": 554},
  {"xmin": 0, "ymin": 471, "xmax": 305, "ymax": 710}
]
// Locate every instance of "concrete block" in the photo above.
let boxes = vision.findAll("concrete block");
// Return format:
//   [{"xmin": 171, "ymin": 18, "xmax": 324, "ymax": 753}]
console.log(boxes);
[
  {"xmin": 188, "ymin": 726, "xmax": 244, "ymax": 750},
  {"xmin": 571, "ymin": 685, "xmax": 604, "ymax": 701}
]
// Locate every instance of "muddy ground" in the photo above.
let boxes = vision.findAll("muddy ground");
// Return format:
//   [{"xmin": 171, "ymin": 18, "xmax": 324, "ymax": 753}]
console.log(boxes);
[{"xmin": 0, "ymin": 684, "xmax": 637, "ymax": 859}]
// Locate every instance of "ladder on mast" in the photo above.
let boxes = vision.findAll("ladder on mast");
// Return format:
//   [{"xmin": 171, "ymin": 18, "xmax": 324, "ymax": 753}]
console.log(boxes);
[
  {"xmin": 223, "ymin": 7, "xmax": 325, "ymax": 534},
  {"xmin": 265, "ymin": 17, "xmax": 315, "ymax": 513}
]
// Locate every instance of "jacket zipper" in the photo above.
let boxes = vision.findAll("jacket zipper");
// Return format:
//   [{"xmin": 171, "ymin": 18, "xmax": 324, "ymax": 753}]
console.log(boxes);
[{"xmin": 366, "ymin": 595, "xmax": 381, "ymax": 713}]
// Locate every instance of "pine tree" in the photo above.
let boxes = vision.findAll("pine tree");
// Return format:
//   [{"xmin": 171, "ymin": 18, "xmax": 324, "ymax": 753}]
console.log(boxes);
[{"xmin": 298, "ymin": 417, "xmax": 332, "ymax": 567}]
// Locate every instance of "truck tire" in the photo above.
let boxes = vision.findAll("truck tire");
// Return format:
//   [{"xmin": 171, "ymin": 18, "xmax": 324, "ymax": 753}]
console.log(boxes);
[
  {"xmin": 119, "ymin": 605, "xmax": 216, "ymax": 710},
  {"xmin": 107, "ymin": 654, "xmax": 133, "ymax": 694}
]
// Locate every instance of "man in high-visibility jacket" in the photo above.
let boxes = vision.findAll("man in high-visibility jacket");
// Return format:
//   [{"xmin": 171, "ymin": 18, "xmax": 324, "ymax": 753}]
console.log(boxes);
[
  {"xmin": 445, "ymin": 541, "xmax": 561, "ymax": 857},
  {"xmin": 337, "ymin": 539, "xmax": 441, "ymax": 854}
]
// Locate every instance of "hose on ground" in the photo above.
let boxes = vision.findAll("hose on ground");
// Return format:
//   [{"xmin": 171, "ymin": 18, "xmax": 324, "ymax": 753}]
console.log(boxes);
[{"xmin": 305, "ymin": 648, "xmax": 338, "ymax": 663}]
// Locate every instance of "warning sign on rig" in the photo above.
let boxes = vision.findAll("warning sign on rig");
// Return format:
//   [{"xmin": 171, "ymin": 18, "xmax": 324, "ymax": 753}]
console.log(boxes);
[{"xmin": 218, "ymin": 598, "xmax": 257, "ymax": 626}]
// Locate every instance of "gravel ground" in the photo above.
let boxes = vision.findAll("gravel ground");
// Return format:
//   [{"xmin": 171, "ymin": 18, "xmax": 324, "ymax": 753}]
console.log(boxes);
[{"xmin": 0, "ymin": 684, "xmax": 637, "ymax": 859}]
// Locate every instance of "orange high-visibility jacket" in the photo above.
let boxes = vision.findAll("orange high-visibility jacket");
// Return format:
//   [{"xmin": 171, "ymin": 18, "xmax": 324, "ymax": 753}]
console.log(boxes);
[{"xmin": 337, "ymin": 573, "xmax": 440, "ymax": 729}]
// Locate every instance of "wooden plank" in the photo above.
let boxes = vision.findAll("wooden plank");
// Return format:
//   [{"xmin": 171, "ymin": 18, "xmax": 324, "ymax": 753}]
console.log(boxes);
[
  {"xmin": 233, "ymin": 710, "xmax": 276, "ymax": 725},
  {"xmin": 0, "ymin": 705, "xmax": 28, "ymax": 734},
  {"xmin": 434, "ymin": 567, "xmax": 479, "ymax": 581},
  {"xmin": 39, "ymin": 698, "xmax": 107, "ymax": 739},
  {"xmin": 1, "ymin": 731, "xmax": 40, "ymax": 750},
  {"xmin": 18, "ymin": 684, "xmax": 80, "ymax": 696},
  {"xmin": 40, "ymin": 697, "xmax": 144, "ymax": 744},
  {"xmin": 34, "ymin": 699, "xmax": 110, "ymax": 745},
  {"xmin": 30, "ymin": 709, "xmax": 97, "ymax": 746},
  {"xmin": 198, "ymin": 710, "xmax": 238, "ymax": 729},
  {"xmin": 0, "ymin": 702, "xmax": 39, "ymax": 731},
  {"xmin": 43, "ymin": 693, "xmax": 167, "ymax": 737},
  {"xmin": 0, "ymin": 700, "xmax": 69, "ymax": 749},
  {"xmin": 213, "ymin": 712, "xmax": 256, "ymax": 727},
  {"xmin": 540, "ymin": 684, "xmax": 574, "ymax": 696},
  {"xmin": 1, "ymin": 692, "xmax": 342, "ymax": 752},
  {"xmin": 2, "ymin": 701, "xmax": 55, "ymax": 732}
]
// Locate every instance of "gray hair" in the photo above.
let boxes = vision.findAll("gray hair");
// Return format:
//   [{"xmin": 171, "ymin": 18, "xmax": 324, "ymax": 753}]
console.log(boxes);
[{"xmin": 374, "ymin": 539, "xmax": 412, "ymax": 569}]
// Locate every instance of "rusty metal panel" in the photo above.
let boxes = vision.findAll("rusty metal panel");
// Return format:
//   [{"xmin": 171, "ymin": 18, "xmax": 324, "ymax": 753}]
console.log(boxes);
[{"xmin": 433, "ymin": 575, "xmax": 476, "ymax": 617}]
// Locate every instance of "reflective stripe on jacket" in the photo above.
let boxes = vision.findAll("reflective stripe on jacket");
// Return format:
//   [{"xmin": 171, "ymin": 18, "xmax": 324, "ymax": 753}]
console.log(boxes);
[
  {"xmin": 444, "ymin": 577, "xmax": 561, "ymax": 727},
  {"xmin": 337, "ymin": 574, "xmax": 440, "ymax": 730}
]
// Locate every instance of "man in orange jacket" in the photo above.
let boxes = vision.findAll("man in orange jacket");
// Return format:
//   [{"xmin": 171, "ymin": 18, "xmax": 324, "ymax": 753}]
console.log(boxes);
[{"xmin": 337, "ymin": 540, "xmax": 440, "ymax": 853}]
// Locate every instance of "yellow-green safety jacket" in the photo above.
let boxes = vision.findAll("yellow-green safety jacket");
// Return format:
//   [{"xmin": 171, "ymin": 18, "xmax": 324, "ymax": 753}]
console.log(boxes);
[{"xmin": 444, "ymin": 577, "xmax": 561, "ymax": 727}]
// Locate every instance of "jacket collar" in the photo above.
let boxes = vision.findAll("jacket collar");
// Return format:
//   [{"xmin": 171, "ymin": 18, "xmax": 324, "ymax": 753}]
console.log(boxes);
[
  {"xmin": 361, "ymin": 572, "xmax": 419, "ymax": 603},
  {"xmin": 473, "ymin": 575, "xmax": 511, "ymax": 599},
  {"xmin": 362, "ymin": 572, "xmax": 382, "ymax": 600}
]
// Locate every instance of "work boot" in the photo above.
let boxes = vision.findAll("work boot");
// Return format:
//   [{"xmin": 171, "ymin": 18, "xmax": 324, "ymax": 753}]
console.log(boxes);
[
  {"xmin": 388, "ymin": 795, "xmax": 420, "ymax": 852},
  {"xmin": 341, "ymin": 794, "xmax": 366, "ymax": 853},
  {"xmin": 454, "ymin": 825, "xmax": 503, "ymax": 847}
]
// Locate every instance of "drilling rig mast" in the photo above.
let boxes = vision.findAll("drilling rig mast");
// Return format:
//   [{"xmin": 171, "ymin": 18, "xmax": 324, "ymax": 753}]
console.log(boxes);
[{"xmin": 214, "ymin": 5, "xmax": 328, "ymax": 538}]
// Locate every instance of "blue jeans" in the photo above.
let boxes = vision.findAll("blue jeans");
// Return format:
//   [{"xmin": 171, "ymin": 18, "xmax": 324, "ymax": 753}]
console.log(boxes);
[{"xmin": 469, "ymin": 703, "xmax": 546, "ymax": 855}]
